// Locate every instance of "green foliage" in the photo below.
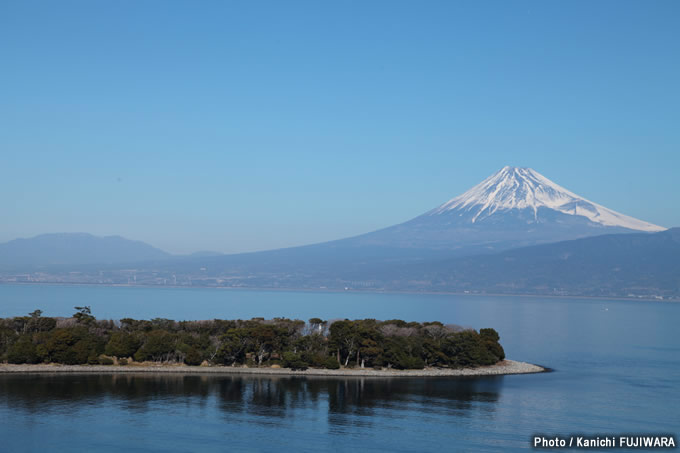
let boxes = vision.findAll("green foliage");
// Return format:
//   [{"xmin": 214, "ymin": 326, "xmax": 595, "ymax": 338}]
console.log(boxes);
[
  {"xmin": 479, "ymin": 328, "xmax": 499, "ymax": 342},
  {"xmin": 25, "ymin": 310, "xmax": 56, "ymax": 333},
  {"xmin": 384, "ymin": 353, "xmax": 425, "ymax": 370},
  {"xmin": 216, "ymin": 328, "xmax": 249, "ymax": 365},
  {"xmin": 249, "ymin": 323, "xmax": 288, "ymax": 366},
  {"xmin": 134, "ymin": 330, "xmax": 176, "ymax": 362},
  {"xmin": 120, "ymin": 318, "xmax": 152, "ymax": 332},
  {"xmin": 183, "ymin": 347, "xmax": 203, "ymax": 366},
  {"xmin": 151, "ymin": 318, "xmax": 176, "ymax": 331},
  {"xmin": 45, "ymin": 328, "xmax": 101, "ymax": 365},
  {"xmin": 0, "ymin": 325, "xmax": 17, "ymax": 357},
  {"xmin": 282, "ymin": 351, "xmax": 308, "ymax": 370},
  {"xmin": 29, "ymin": 316, "xmax": 56, "ymax": 333},
  {"xmin": 105, "ymin": 332, "xmax": 141, "ymax": 358},
  {"xmin": 329, "ymin": 320, "xmax": 360, "ymax": 367},
  {"xmin": 442, "ymin": 330, "xmax": 498, "ymax": 367},
  {"xmin": 380, "ymin": 336, "xmax": 424, "ymax": 369},
  {"xmin": 73, "ymin": 306, "xmax": 96, "ymax": 325},
  {"xmin": 0, "ymin": 312, "xmax": 507, "ymax": 370},
  {"xmin": 7, "ymin": 337, "xmax": 40, "ymax": 364},
  {"xmin": 480, "ymin": 328, "xmax": 505, "ymax": 361},
  {"xmin": 323, "ymin": 356, "xmax": 340, "ymax": 369}
]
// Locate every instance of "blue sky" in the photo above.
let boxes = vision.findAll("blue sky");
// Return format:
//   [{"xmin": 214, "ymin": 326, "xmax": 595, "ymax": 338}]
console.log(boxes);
[{"xmin": 2, "ymin": 1, "xmax": 679, "ymax": 254}]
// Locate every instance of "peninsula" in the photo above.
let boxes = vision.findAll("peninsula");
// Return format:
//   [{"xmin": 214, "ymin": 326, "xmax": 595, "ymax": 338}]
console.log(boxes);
[{"xmin": 0, "ymin": 308, "xmax": 544, "ymax": 376}]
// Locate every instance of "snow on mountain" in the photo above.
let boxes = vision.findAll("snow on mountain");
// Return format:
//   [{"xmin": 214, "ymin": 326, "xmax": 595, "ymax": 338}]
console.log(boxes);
[{"xmin": 430, "ymin": 166, "xmax": 665, "ymax": 232}]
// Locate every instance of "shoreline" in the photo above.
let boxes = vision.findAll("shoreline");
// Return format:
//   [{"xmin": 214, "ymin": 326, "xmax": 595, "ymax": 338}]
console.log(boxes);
[
  {"xmin": 0, "ymin": 281, "xmax": 676, "ymax": 303},
  {"xmin": 0, "ymin": 359, "xmax": 546, "ymax": 378}
]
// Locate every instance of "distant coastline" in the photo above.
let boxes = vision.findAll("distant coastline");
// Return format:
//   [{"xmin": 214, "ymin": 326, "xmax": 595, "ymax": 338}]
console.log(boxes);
[
  {"xmin": 1, "ymin": 281, "xmax": 677, "ymax": 303},
  {"xmin": 0, "ymin": 360, "xmax": 546, "ymax": 378}
]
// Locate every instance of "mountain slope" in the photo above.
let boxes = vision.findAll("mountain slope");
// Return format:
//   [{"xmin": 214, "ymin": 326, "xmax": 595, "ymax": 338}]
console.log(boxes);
[
  {"xmin": 256, "ymin": 166, "xmax": 663, "ymax": 259},
  {"xmin": 396, "ymin": 228, "xmax": 680, "ymax": 298},
  {"xmin": 339, "ymin": 166, "xmax": 664, "ymax": 254},
  {"xmin": 144, "ymin": 166, "xmax": 666, "ymax": 280},
  {"xmin": 0, "ymin": 233, "xmax": 171, "ymax": 268}
]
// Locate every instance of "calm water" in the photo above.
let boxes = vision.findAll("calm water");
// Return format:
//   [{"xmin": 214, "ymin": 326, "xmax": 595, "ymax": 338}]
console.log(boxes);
[{"xmin": 1, "ymin": 284, "xmax": 678, "ymax": 451}]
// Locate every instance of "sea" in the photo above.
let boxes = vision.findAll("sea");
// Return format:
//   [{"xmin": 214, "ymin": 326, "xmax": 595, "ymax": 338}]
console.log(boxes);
[{"xmin": 0, "ymin": 284, "xmax": 678, "ymax": 452}]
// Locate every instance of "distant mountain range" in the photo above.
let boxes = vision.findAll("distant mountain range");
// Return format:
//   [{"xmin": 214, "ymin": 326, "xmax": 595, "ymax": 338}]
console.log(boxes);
[
  {"xmin": 1, "ymin": 167, "xmax": 677, "ymax": 298},
  {"xmin": 0, "ymin": 233, "xmax": 223, "ymax": 270},
  {"xmin": 0, "ymin": 233, "xmax": 171, "ymax": 268}
]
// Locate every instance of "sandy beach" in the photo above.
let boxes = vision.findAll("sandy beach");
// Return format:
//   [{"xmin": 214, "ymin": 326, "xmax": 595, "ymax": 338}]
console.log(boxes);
[{"xmin": 0, "ymin": 359, "xmax": 546, "ymax": 378}]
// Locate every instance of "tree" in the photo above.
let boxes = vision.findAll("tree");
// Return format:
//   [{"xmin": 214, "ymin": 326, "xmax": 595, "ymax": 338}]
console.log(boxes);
[
  {"xmin": 29, "ymin": 310, "xmax": 42, "ymax": 319},
  {"xmin": 443, "ymin": 330, "xmax": 496, "ymax": 367},
  {"xmin": 73, "ymin": 306, "xmax": 95, "ymax": 325},
  {"xmin": 307, "ymin": 318, "xmax": 328, "ymax": 336},
  {"xmin": 0, "ymin": 314, "xmax": 506, "ymax": 370},
  {"xmin": 248, "ymin": 324, "xmax": 279, "ymax": 366},
  {"xmin": 105, "ymin": 332, "xmax": 141, "ymax": 358},
  {"xmin": 480, "ymin": 328, "xmax": 505, "ymax": 361},
  {"xmin": 183, "ymin": 347, "xmax": 203, "ymax": 366},
  {"xmin": 134, "ymin": 330, "xmax": 176, "ymax": 362},
  {"xmin": 329, "ymin": 320, "xmax": 360, "ymax": 367},
  {"xmin": 216, "ymin": 328, "xmax": 249, "ymax": 365},
  {"xmin": 282, "ymin": 351, "xmax": 308, "ymax": 370},
  {"xmin": 44, "ymin": 328, "xmax": 100, "ymax": 365},
  {"xmin": 323, "ymin": 356, "xmax": 340, "ymax": 369},
  {"xmin": 26, "ymin": 310, "xmax": 56, "ymax": 333},
  {"xmin": 0, "ymin": 325, "xmax": 18, "ymax": 357},
  {"xmin": 7, "ymin": 337, "xmax": 39, "ymax": 364}
]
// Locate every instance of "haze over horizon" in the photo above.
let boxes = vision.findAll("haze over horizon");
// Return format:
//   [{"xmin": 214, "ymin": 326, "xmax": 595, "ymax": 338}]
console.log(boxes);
[
  {"xmin": 2, "ymin": 165, "xmax": 670, "ymax": 257},
  {"xmin": 3, "ymin": 1, "xmax": 679, "ymax": 254}
]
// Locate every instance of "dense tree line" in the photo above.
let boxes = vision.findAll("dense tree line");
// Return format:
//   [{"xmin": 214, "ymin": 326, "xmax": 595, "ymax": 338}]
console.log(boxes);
[{"xmin": 0, "ymin": 308, "xmax": 504, "ymax": 370}]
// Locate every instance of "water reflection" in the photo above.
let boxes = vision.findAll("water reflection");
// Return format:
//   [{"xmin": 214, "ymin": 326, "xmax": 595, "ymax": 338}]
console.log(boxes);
[{"xmin": 0, "ymin": 373, "xmax": 502, "ymax": 426}]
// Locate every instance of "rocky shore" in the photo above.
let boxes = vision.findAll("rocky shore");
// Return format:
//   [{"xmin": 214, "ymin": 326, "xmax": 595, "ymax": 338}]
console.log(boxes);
[{"xmin": 0, "ymin": 359, "xmax": 545, "ymax": 377}]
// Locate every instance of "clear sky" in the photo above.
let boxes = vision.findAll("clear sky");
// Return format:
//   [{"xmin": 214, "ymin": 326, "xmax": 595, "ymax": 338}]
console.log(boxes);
[{"xmin": 2, "ymin": 1, "xmax": 679, "ymax": 254}]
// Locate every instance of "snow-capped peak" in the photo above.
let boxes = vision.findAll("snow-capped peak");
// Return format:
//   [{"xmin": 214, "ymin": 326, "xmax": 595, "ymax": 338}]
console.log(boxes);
[{"xmin": 430, "ymin": 166, "xmax": 665, "ymax": 232}]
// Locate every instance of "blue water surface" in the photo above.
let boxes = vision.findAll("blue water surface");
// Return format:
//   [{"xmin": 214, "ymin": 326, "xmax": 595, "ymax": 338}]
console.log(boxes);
[{"xmin": 0, "ymin": 284, "xmax": 678, "ymax": 452}]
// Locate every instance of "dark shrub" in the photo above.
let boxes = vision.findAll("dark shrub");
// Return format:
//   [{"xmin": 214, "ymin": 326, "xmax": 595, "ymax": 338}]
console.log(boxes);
[
  {"xmin": 7, "ymin": 338, "xmax": 39, "ymax": 364},
  {"xmin": 480, "ymin": 328, "xmax": 505, "ymax": 362},
  {"xmin": 287, "ymin": 359, "xmax": 308, "ymax": 371},
  {"xmin": 105, "ymin": 332, "xmax": 141, "ymax": 358},
  {"xmin": 323, "ymin": 357, "xmax": 340, "ymax": 370},
  {"xmin": 28, "ymin": 316, "xmax": 56, "ymax": 333},
  {"xmin": 444, "ymin": 330, "xmax": 496, "ymax": 367},
  {"xmin": 282, "ymin": 351, "xmax": 309, "ymax": 370},
  {"xmin": 45, "ymin": 328, "xmax": 100, "ymax": 365},
  {"xmin": 479, "ymin": 328, "xmax": 499, "ymax": 342},
  {"xmin": 184, "ymin": 347, "xmax": 203, "ymax": 366},
  {"xmin": 400, "ymin": 355, "xmax": 425, "ymax": 370},
  {"xmin": 134, "ymin": 330, "xmax": 176, "ymax": 362}
]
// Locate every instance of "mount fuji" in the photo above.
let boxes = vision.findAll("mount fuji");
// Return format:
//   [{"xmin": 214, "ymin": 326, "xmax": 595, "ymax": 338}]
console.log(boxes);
[
  {"xmin": 331, "ymin": 166, "xmax": 665, "ymax": 256},
  {"xmin": 159, "ymin": 166, "xmax": 665, "ymax": 280},
  {"xmin": 431, "ymin": 166, "xmax": 661, "ymax": 231}
]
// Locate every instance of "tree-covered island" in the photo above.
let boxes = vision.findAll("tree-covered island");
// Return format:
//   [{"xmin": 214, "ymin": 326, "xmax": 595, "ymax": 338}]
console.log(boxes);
[{"xmin": 0, "ymin": 307, "xmax": 505, "ymax": 370}]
